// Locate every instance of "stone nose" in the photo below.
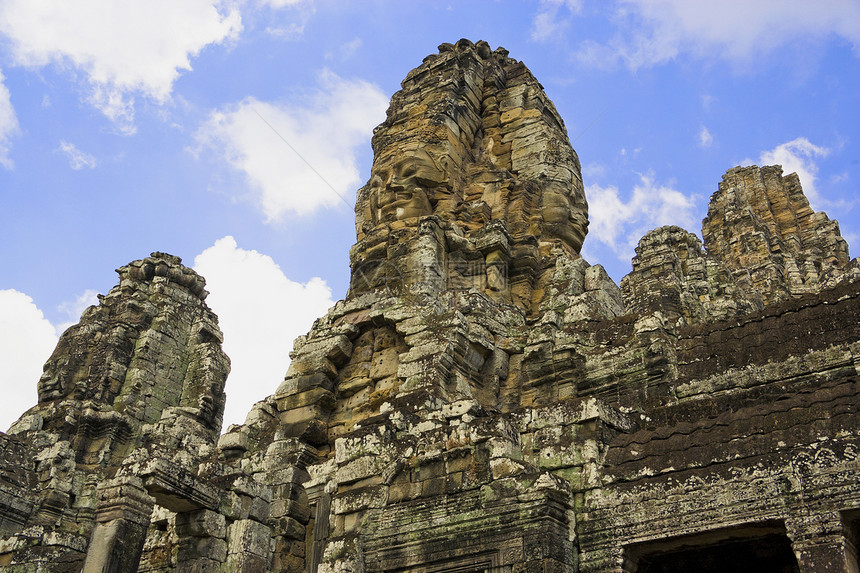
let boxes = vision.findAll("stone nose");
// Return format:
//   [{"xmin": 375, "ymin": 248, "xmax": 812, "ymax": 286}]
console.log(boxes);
[{"xmin": 387, "ymin": 180, "xmax": 409, "ymax": 193}]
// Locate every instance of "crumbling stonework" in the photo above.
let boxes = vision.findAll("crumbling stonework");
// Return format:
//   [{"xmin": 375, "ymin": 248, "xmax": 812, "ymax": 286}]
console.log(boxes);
[
  {"xmin": 704, "ymin": 165, "xmax": 852, "ymax": 302},
  {"xmin": 1, "ymin": 40, "xmax": 858, "ymax": 572},
  {"xmin": 0, "ymin": 253, "xmax": 233, "ymax": 571},
  {"xmin": 622, "ymin": 165, "xmax": 856, "ymax": 327}
]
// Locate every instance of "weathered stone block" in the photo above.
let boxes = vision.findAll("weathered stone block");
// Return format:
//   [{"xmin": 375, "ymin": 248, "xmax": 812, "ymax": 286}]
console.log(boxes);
[
  {"xmin": 331, "ymin": 486, "xmax": 388, "ymax": 514},
  {"xmin": 175, "ymin": 510, "xmax": 225, "ymax": 539},
  {"xmin": 176, "ymin": 536, "xmax": 227, "ymax": 563},
  {"xmin": 277, "ymin": 388, "xmax": 335, "ymax": 412},
  {"xmin": 217, "ymin": 431, "xmax": 249, "ymax": 452},
  {"xmin": 387, "ymin": 481, "xmax": 422, "ymax": 504},
  {"xmin": 227, "ymin": 519, "xmax": 271, "ymax": 558},
  {"xmin": 225, "ymin": 552, "xmax": 269, "ymax": 572}
]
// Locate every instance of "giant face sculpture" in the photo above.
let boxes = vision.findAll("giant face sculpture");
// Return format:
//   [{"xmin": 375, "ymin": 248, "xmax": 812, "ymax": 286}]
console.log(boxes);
[
  {"xmin": 38, "ymin": 367, "xmax": 68, "ymax": 403},
  {"xmin": 540, "ymin": 181, "xmax": 588, "ymax": 254},
  {"xmin": 368, "ymin": 148, "xmax": 452, "ymax": 224}
]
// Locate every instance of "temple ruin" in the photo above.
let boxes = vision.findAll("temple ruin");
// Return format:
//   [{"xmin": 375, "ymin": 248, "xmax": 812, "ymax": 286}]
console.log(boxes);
[{"xmin": 1, "ymin": 39, "xmax": 858, "ymax": 572}]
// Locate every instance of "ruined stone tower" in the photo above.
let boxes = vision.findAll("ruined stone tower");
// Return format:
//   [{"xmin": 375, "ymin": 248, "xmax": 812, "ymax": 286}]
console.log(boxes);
[{"xmin": 1, "ymin": 39, "xmax": 859, "ymax": 572}]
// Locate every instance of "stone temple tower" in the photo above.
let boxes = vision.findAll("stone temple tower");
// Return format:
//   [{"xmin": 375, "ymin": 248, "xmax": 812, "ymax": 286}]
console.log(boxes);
[
  {"xmin": 1, "ymin": 39, "xmax": 859, "ymax": 573},
  {"xmin": 225, "ymin": 39, "xmax": 629, "ymax": 571}
]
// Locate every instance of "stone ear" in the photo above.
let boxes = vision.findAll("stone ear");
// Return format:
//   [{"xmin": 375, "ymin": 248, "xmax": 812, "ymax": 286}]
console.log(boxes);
[{"xmin": 439, "ymin": 155, "xmax": 451, "ymax": 178}]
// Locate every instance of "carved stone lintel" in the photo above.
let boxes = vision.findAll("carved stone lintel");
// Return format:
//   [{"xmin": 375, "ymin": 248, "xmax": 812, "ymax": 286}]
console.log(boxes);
[{"xmin": 140, "ymin": 458, "xmax": 219, "ymax": 513}]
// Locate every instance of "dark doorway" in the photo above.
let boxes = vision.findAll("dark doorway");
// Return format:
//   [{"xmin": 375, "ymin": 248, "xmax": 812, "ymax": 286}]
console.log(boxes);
[{"xmin": 632, "ymin": 531, "xmax": 799, "ymax": 573}]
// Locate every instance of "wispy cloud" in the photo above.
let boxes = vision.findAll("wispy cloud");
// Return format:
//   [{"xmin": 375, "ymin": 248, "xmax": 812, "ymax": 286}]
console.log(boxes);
[
  {"xmin": 54, "ymin": 289, "xmax": 99, "ymax": 335},
  {"xmin": 261, "ymin": 0, "xmax": 307, "ymax": 6},
  {"xmin": 758, "ymin": 137, "xmax": 830, "ymax": 209},
  {"xmin": 698, "ymin": 125, "xmax": 713, "ymax": 148},
  {"xmin": 327, "ymin": 37, "xmax": 363, "ymax": 61},
  {"xmin": 193, "ymin": 69, "xmax": 388, "ymax": 220},
  {"xmin": 0, "ymin": 69, "xmax": 19, "ymax": 169},
  {"xmin": 531, "ymin": 0, "xmax": 583, "ymax": 43},
  {"xmin": 574, "ymin": 0, "xmax": 860, "ymax": 70},
  {"xmin": 582, "ymin": 162, "xmax": 606, "ymax": 181},
  {"xmin": 263, "ymin": 0, "xmax": 316, "ymax": 39},
  {"xmin": 58, "ymin": 141, "xmax": 97, "ymax": 170},
  {"xmin": 0, "ymin": 0, "xmax": 241, "ymax": 134},
  {"xmin": 193, "ymin": 236, "xmax": 335, "ymax": 428},
  {"xmin": 830, "ymin": 172, "xmax": 849, "ymax": 184},
  {"xmin": 584, "ymin": 171, "xmax": 698, "ymax": 258}
]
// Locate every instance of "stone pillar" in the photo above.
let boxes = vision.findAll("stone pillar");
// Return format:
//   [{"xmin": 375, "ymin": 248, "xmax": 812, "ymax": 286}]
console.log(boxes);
[
  {"xmin": 309, "ymin": 491, "xmax": 332, "ymax": 572},
  {"xmin": 579, "ymin": 550, "xmax": 632, "ymax": 573},
  {"xmin": 174, "ymin": 508, "xmax": 228, "ymax": 573},
  {"xmin": 266, "ymin": 461, "xmax": 311, "ymax": 572},
  {"xmin": 82, "ymin": 476, "xmax": 154, "ymax": 573},
  {"xmin": 787, "ymin": 512, "xmax": 859, "ymax": 573},
  {"xmin": 226, "ymin": 518, "xmax": 273, "ymax": 571}
]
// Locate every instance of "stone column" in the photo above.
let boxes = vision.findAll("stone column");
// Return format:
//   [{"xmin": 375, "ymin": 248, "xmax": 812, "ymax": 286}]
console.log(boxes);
[
  {"xmin": 174, "ymin": 508, "xmax": 228, "ymax": 573},
  {"xmin": 265, "ymin": 440, "xmax": 313, "ymax": 573},
  {"xmin": 226, "ymin": 518, "xmax": 274, "ymax": 571},
  {"xmin": 579, "ymin": 544, "xmax": 638, "ymax": 573},
  {"xmin": 787, "ymin": 512, "xmax": 859, "ymax": 573},
  {"xmin": 82, "ymin": 476, "xmax": 154, "ymax": 573}
]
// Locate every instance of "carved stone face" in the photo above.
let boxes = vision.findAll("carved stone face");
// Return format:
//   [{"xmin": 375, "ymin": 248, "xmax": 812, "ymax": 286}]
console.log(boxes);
[
  {"xmin": 37, "ymin": 370, "xmax": 66, "ymax": 402},
  {"xmin": 540, "ymin": 182, "xmax": 588, "ymax": 253},
  {"xmin": 369, "ymin": 149, "xmax": 449, "ymax": 224}
]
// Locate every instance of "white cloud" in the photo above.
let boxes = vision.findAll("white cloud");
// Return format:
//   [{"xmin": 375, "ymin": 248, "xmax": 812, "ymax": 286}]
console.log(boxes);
[
  {"xmin": 585, "ymin": 171, "xmax": 698, "ymax": 258},
  {"xmin": 0, "ymin": 69, "xmax": 20, "ymax": 169},
  {"xmin": 759, "ymin": 137, "xmax": 829, "ymax": 208},
  {"xmin": 261, "ymin": 0, "xmax": 307, "ymax": 7},
  {"xmin": 58, "ymin": 141, "xmax": 97, "ymax": 170},
  {"xmin": 698, "ymin": 125, "xmax": 713, "ymax": 148},
  {"xmin": 582, "ymin": 162, "xmax": 606, "ymax": 181},
  {"xmin": 531, "ymin": 0, "xmax": 584, "ymax": 43},
  {"xmin": 193, "ymin": 69, "xmax": 388, "ymax": 220},
  {"xmin": 0, "ymin": 0, "xmax": 242, "ymax": 133},
  {"xmin": 264, "ymin": 24, "xmax": 305, "ymax": 40},
  {"xmin": 54, "ymin": 289, "xmax": 100, "ymax": 336},
  {"xmin": 575, "ymin": 0, "xmax": 860, "ymax": 69},
  {"xmin": 262, "ymin": 0, "xmax": 316, "ymax": 39},
  {"xmin": 193, "ymin": 236, "xmax": 335, "ymax": 428},
  {"xmin": 0, "ymin": 290, "xmax": 58, "ymax": 431}
]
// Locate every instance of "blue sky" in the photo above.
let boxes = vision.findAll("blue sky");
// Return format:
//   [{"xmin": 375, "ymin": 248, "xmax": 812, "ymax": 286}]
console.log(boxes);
[{"xmin": 1, "ymin": 0, "xmax": 858, "ymax": 431}]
